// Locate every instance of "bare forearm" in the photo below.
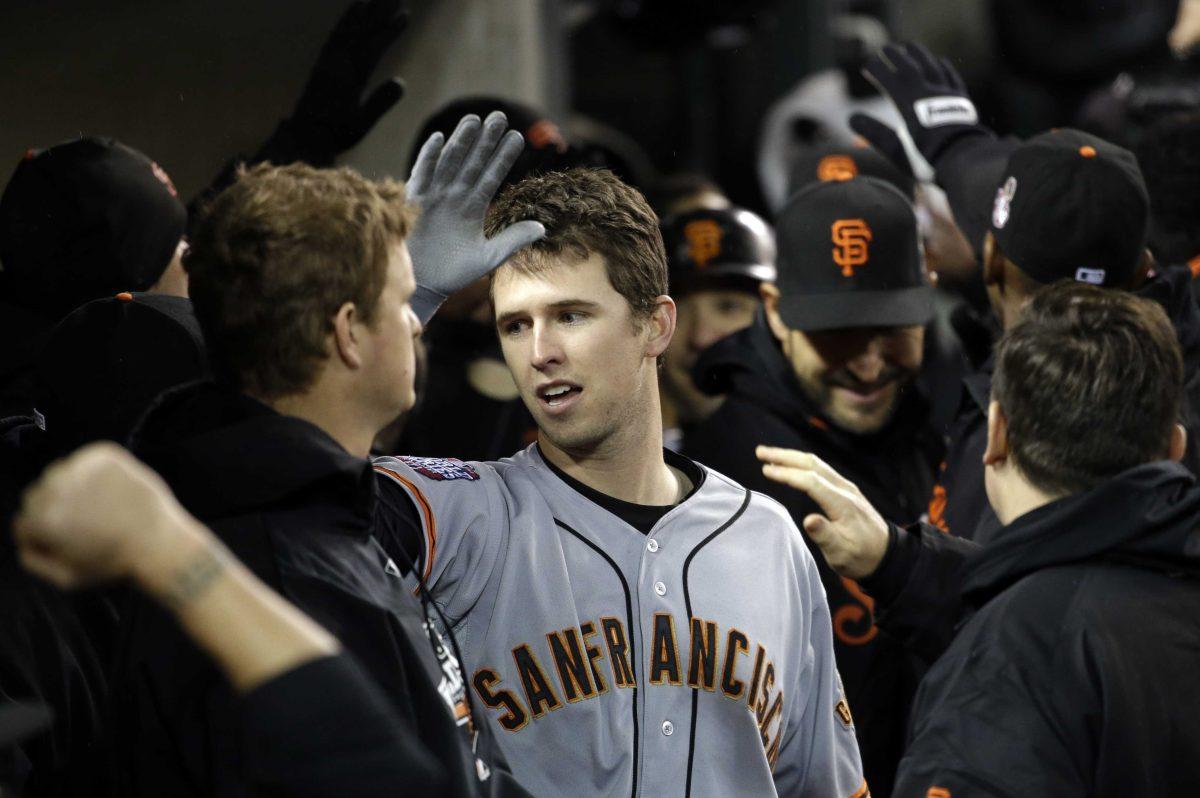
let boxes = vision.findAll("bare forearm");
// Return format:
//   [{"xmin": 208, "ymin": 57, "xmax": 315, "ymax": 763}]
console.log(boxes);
[{"xmin": 131, "ymin": 519, "xmax": 340, "ymax": 693}]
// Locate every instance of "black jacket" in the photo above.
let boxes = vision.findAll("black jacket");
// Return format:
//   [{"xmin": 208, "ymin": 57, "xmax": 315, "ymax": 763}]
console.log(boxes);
[
  {"xmin": 937, "ymin": 263, "xmax": 1200, "ymax": 543},
  {"xmin": 0, "ymin": 417, "xmax": 114, "ymax": 798},
  {"xmin": 894, "ymin": 461, "xmax": 1200, "ymax": 796},
  {"xmin": 872, "ymin": 263, "xmax": 1200, "ymax": 669},
  {"xmin": 116, "ymin": 382, "xmax": 517, "ymax": 797},
  {"xmin": 684, "ymin": 313, "xmax": 943, "ymax": 798},
  {"xmin": 240, "ymin": 653, "xmax": 446, "ymax": 798}
]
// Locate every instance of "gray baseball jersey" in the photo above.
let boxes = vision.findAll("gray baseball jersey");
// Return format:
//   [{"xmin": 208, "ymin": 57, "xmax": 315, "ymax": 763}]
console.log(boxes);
[{"xmin": 373, "ymin": 444, "xmax": 865, "ymax": 798}]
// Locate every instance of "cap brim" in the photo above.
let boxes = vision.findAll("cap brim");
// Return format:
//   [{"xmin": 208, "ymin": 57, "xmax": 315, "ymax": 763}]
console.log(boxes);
[{"xmin": 776, "ymin": 285, "xmax": 936, "ymax": 331}]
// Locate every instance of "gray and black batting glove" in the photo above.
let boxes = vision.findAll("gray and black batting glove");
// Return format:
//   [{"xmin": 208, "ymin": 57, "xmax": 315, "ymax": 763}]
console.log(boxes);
[
  {"xmin": 862, "ymin": 42, "xmax": 993, "ymax": 166},
  {"xmin": 405, "ymin": 111, "xmax": 546, "ymax": 324}
]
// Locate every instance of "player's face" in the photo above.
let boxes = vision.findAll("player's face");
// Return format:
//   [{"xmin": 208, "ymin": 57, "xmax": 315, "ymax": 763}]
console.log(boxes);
[
  {"xmin": 661, "ymin": 288, "xmax": 760, "ymax": 424},
  {"xmin": 494, "ymin": 252, "xmax": 663, "ymax": 453},
  {"xmin": 362, "ymin": 242, "xmax": 423, "ymax": 418},
  {"xmin": 784, "ymin": 325, "xmax": 924, "ymax": 434}
]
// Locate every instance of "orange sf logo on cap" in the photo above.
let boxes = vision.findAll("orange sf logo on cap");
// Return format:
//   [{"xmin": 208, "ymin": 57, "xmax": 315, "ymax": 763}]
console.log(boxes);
[
  {"xmin": 831, "ymin": 219, "xmax": 871, "ymax": 277},
  {"xmin": 684, "ymin": 219, "xmax": 724, "ymax": 269},
  {"xmin": 817, "ymin": 155, "xmax": 858, "ymax": 182}
]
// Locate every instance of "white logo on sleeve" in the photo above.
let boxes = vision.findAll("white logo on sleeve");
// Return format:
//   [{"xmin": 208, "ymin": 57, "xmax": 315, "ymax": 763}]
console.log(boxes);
[
  {"xmin": 914, "ymin": 96, "xmax": 979, "ymax": 128},
  {"xmin": 992, "ymin": 177, "xmax": 1017, "ymax": 229},
  {"xmin": 1075, "ymin": 268, "xmax": 1106, "ymax": 285}
]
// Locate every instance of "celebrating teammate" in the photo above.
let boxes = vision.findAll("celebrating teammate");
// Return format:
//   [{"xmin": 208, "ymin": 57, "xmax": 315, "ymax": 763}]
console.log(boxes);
[{"xmin": 373, "ymin": 167, "xmax": 866, "ymax": 797}]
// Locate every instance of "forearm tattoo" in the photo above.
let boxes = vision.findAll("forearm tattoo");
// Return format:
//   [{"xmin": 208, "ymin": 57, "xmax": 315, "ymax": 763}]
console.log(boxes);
[{"xmin": 160, "ymin": 549, "xmax": 226, "ymax": 611}]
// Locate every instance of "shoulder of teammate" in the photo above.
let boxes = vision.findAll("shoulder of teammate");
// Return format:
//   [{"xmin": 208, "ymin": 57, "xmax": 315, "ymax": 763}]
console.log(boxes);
[{"xmin": 371, "ymin": 455, "xmax": 511, "ymax": 614}]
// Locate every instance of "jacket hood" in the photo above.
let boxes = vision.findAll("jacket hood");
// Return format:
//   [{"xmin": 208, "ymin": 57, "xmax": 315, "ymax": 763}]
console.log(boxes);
[
  {"xmin": 693, "ymin": 309, "xmax": 932, "ymax": 447},
  {"xmin": 963, "ymin": 461, "xmax": 1200, "ymax": 604},
  {"xmin": 130, "ymin": 381, "xmax": 374, "ymax": 522}
]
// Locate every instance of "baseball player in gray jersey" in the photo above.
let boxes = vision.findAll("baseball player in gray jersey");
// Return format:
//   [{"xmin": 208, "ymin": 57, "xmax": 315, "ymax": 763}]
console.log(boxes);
[{"xmin": 374, "ymin": 167, "xmax": 865, "ymax": 797}]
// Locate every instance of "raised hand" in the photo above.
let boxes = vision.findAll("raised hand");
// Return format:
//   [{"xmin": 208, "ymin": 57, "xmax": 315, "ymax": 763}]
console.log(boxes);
[
  {"xmin": 757, "ymin": 445, "xmax": 890, "ymax": 579},
  {"xmin": 861, "ymin": 42, "xmax": 991, "ymax": 165},
  {"xmin": 274, "ymin": 0, "xmax": 410, "ymax": 165},
  {"xmin": 405, "ymin": 111, "xmax": 546, "ymax": 323}
]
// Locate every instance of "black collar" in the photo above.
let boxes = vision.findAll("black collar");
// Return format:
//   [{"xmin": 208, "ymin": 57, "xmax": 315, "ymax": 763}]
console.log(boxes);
[{"xmin": 538, "ymin": 444, "xmax": 705, "ymax": 534}]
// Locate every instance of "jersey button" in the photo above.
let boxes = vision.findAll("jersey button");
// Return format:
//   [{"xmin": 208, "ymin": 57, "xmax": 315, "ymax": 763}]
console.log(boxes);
[
  {"xmin": 661, "ymin": 720, "xmax": 674, "ymax": 736},
  {"xmin": 654, "ymin": 581, "xmax": 667, "ymax": 596},
  {"xmin": 647, "ymin": 539, "xmax": 659, "ymax": 552}
]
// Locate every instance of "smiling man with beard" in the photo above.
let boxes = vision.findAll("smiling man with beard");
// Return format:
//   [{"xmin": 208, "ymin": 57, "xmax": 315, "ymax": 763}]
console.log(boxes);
[{"xmin": 684, "ymin": 175, "xmax": 943, "ymax": 798}]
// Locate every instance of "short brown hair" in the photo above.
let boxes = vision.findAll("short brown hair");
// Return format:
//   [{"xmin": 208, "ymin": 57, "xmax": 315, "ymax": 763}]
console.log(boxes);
[
  {"xmin": 187, "ymin": 163, "xmax": 416, "ymax": 399},
  {"xmin": 484, "ymin": 168, "xmax": 667, "ymax": 319},
  {"xmin": 993, "ymin": 281, "xmax": 1183, "ymax": 495}
]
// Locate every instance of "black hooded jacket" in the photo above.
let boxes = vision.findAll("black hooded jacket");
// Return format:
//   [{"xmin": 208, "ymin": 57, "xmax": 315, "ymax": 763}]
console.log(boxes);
[
  {"xmin": 894, "ymin": 461, "xmax": 1200, "ymax": 796},
  {"xmin": 115, "ymin": 382, "xmax": 519, "ymax": 797},
  {"xmin": 683, "ymin": 312, "xmax": 943, "ymax": 798},
  {"xmin": 875, "ymin": 263, "xmax": 1200, "ymax": 664},
  {"xmin": 936, "ymin": 263, "xmax": 1200, "ymax": 543}
]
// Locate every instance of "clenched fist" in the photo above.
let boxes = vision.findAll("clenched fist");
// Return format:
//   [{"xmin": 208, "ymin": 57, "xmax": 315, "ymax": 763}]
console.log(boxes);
[{"xmin": 13, "ymin": 442, "xmax": 204, "ymax": 591}]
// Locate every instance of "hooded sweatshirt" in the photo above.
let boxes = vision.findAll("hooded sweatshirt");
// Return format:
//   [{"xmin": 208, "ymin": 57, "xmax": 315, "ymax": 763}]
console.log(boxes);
[
  {"xmin": 894, "ymin": 461, "xmax": 1200, "ymax": 796},
  {"xmin": 116, "ymin": 382, "xmax": 520, "ymax": 797},
  {"xmin": 684, "ymin": 312, "xmax": 943, "ymax": 798},
  {"xmin": 934, "ymin": 262, "xmax": 1200, "ymax": 543}
]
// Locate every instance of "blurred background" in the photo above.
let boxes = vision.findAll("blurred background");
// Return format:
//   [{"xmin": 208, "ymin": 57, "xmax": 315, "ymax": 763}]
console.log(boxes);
[{"xmin": 0, "ymin": 0, "xmax": 1191, "ymax": 211}]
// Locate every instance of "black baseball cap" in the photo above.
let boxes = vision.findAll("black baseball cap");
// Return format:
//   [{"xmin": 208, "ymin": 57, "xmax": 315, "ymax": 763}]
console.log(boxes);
[
  {"xmin": 774, "ymin": 176, "xmax": 932, "ymax": 331},
  {"xmin": 33, "ymin": 291, "xmax": 208, "ymax": 457},
  {"xmin": 788, "ymin": 141, "xmax": 916, "ymax": 199},
  {"xmin": 989, "ymin": 128, "xmax": 1148, "ymax": 288},
  {"xmin": 411, "ymin": 97, "xmax": 585, "ymax": 189},
  {"xmin": 0, "ymin": 137, "xmax": 187, "ymax": 321},
  {"xmin": 661, "ymin": 206, "xmax": 776, "ymax": 294}
]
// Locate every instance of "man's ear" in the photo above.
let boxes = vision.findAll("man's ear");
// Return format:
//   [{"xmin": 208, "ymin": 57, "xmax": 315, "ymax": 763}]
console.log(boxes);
[
  {"xmin": 332, "ymin": 301, "xmax": 363, "ymax": 369},
  {"xmin": 760, "ymin": 283, "xmax": 789, "ymax": 344},
  {"xmin": 1169, "ymin": 423, "xmax": 1188, "ymax": 463},
  {"xmin": 982, "ymin": 231, "xmax": 1004, "ymax": 288},
  {"xmin": 645, "ymin": 295, "xmax": 677, "ymax": 359},
  {"xmin": 983, "ymin": 399, "xmax": 1009, "ymax": 467}
]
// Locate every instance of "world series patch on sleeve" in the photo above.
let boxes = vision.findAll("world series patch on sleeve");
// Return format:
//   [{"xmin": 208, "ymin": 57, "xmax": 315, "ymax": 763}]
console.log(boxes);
[{"xmin": 398, "ymin": 456, "xmax": 480, "ymax": 482}]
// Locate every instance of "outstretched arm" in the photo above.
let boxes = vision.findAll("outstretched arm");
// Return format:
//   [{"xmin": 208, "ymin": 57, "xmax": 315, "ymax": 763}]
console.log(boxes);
[
  {"xmin": 756, "ymin": 446, "xmax": 979, "ymax": 663},
  {"xmin": 14, "ymin": 443, "xmax": 339, "ymax": 693},
  {"xmin": 14, "ymin": 443, "xmax": 448, "ymax": 796},
  {"xmin": 852, "ymin": 43, "xmax": 1018, "ymax": 257},
  {"xmin": 191, "ymin": 0, "xmax": 410, "ymax": 214}
]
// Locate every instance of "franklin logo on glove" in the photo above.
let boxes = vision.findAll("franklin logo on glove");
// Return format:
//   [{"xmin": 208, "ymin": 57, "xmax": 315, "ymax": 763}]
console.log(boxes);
[{"xmin": 913, "ymin": 96, "xmax": 978, "ymax": 128}]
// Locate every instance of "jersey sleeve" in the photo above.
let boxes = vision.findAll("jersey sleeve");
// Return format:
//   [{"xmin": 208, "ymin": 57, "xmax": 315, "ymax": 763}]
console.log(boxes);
[
  {"xmin": 371, "ymin": 455, "xmax": 510, "ymax": 625},
  {"xmin": 772, "ymin": 522, "xmax": 869, "ymax": 798}
]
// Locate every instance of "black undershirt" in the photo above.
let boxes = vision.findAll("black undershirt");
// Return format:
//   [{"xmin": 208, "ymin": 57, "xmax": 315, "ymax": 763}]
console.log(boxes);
[{"xmin": 538, "ymin": 445, "xmax": 706, "ymax": 534}]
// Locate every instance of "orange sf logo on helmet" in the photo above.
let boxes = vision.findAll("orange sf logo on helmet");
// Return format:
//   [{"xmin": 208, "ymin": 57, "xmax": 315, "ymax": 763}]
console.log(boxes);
[
  {"xmin": 817, "ymin": 155, "xmax": 858, "ymax": 182},
  {"xmin": 831, "ymin": 219, "xmax": 871, "ymax": 277},
  {"xmin": 684, "ymin": 219, "xmax": 723, "ymax": 269}
]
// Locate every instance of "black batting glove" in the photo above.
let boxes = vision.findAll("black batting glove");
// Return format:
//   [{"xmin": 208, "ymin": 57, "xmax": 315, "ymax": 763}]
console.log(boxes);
[
  {"xmin": 263, "ymin": 0, "xmax": 409, "ymax": 166},
  {"xmin": 862, "ymin": 42, "xmax": 992, "ymax": 166}
]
